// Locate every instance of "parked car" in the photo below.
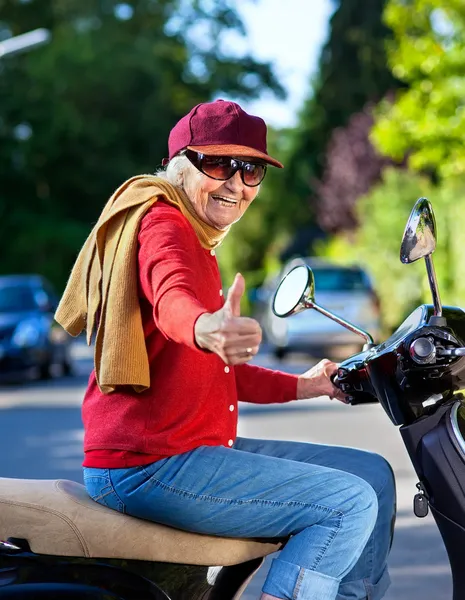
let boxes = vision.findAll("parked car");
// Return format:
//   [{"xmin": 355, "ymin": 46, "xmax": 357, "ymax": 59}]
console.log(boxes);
[
  {"xmin": 258, "ymin": 258, "xmax": 381, "ymax": 360},
  {"xmin": 0, "ymin": 275, "xmax": 72, "ymax": 381}
]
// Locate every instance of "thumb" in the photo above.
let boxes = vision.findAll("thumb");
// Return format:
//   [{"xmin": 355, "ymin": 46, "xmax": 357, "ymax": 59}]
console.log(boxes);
[{"xmin": 224, "ymin": 273, "xmax": 245, "ymax": 318}]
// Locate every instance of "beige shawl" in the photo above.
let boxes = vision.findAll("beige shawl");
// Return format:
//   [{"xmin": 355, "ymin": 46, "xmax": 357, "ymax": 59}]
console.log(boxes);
[{"xmin": 55, "ymin": 175, "xmax": 228, "ymax": 393}]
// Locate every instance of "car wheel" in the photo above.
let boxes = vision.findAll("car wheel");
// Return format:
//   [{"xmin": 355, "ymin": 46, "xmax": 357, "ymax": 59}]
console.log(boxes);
[
  {"xmin": 39, "ymin": 360, "xmax": 53, "ymax": 380},
  {"xmin": 62, "ymin": 358, "xmax": 73, "ymax": 376},
  {"xmin": 273, "ymin": 347, "xmax": 288, "ymax": 361}
]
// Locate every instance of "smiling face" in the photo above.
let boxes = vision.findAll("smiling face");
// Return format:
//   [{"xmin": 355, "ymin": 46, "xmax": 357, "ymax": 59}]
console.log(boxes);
[{"xmin": 181, "ymin": 157, "xmax": 260, "ymax": 230}]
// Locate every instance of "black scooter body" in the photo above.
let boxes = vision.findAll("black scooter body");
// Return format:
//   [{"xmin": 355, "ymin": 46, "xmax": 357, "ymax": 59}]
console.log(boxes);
[
  {"xmin": 400, "ymin": 401, "xmax": 465, "ymax": 600},
  {"xmin": 335, "ymin": 304, "xmax": 465, "ymax": 599},
  {"xmin": 0, "ymin": 539, "xmax": 263, "ymax": 599}
]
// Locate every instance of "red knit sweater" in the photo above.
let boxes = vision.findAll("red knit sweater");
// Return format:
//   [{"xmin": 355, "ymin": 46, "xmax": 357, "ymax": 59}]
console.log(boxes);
[{"xmin": 82, "ymin": 201, "xmax": 298, "ymax": 468}]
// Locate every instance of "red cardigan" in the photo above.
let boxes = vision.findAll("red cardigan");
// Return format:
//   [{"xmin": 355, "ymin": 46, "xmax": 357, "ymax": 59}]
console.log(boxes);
[{"xmin": 82, "ymin": 201, "xmax": 298, "ymax": 468}]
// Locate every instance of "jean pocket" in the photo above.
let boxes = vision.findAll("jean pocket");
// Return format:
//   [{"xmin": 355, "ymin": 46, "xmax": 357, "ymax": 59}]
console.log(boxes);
[{"xmin": 83, "ymin": 470, "xmax": 126, "ymax": 514}]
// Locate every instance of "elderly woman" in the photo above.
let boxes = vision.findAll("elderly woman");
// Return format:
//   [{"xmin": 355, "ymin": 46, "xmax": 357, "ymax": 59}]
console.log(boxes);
[{"xmin": 56, "ymin": 99, "xmax": 395, "ymax": 600}]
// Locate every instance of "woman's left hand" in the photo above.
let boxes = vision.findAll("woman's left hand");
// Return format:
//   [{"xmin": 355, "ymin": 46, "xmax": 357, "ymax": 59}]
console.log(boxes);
[{"xmin": 296, "ymin": 359, "xmax": 348, "ymax": 403}]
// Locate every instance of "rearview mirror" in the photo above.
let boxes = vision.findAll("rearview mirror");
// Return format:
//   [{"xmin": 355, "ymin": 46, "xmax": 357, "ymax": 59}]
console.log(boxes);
[
  {"xmin": 272, "ymin": 265, "xmax": 314, "ymax": 317},
  {"xmin": 272, "ymin": 264, "xmax": 374, "ymax": 347},
  {"xmin": 400, "ymin": 197, "xmax": 437, "ymax": 264},
  {"xmin": 400, "ymin": 197, "xmax": 444, "ymax": 323}
]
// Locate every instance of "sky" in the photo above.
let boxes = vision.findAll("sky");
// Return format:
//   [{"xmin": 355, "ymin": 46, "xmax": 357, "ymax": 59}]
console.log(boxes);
[{"xmin": 228, "ymin": 0, "xmax": 334, "ymax": 129}]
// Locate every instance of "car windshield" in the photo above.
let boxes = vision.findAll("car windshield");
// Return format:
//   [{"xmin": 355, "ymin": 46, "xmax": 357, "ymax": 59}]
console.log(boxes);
[
  {"xmin": 311, "ymin": 268, "xmax": 369, "ymax": 292},
  {"xmin": 0, "ymin": 284, "xmax": 38, "ymax": 312}
]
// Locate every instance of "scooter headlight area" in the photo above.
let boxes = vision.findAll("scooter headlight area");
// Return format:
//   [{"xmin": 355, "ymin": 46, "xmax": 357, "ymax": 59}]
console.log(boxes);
[
  {"xmin": 336, "ymin": 303, "xmax": 465, "ymax": 427},
  {"xmin": 272, "ymin": 196, "xmax": 465, "ymax": 600}
]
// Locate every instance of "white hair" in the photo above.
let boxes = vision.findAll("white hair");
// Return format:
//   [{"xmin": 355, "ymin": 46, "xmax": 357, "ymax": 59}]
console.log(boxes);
[{"xmin": 154, "ymin": 155, "xmax": 192, "ymax": 188}]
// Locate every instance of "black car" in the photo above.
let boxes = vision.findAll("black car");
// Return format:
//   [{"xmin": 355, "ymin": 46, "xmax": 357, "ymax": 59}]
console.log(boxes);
[{"xmin": 0, "ymin": 275, "xmax": 72, "ymax": 381}]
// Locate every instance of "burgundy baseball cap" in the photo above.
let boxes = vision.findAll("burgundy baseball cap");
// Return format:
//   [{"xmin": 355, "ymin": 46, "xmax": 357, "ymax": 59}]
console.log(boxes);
[{"xmin": 167, "ymin": 99, "xmax": 283, "ymax": 168}]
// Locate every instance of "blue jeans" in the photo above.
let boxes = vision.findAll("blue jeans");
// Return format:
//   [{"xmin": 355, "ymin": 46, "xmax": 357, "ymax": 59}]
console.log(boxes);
[{"xmin": 83, "ymin": 438, "xmax": 395, "ymax": 600}]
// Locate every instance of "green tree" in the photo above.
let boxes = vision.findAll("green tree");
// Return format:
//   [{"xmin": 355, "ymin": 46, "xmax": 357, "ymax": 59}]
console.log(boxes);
[
  {"xmin": 320, "ymin": 168, "xmax": 433, "ymax": 331},
  {"xmin": 0, "ymin": 0, "xmax": 284, "ymax": 289},
  {"xmin": 288, "ymin": 0, "xmax": 399, "ymax": 209},
  {"xmin": 314, "ymin": 105, "xmax": 396, "ymax": 234},
  {"xmin": 319, "ymin": 168, "xmax": 465, "ymax": 332},
  {"xmin": 312, "ymin": 0, "xmax": 465, "ymax": 333},
  {"xmin": 372, "ymin": 0, "xmax": 465, "ymax": 179}
]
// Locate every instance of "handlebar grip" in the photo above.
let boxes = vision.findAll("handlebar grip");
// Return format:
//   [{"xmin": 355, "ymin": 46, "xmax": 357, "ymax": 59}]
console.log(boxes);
[
  {"xmin": 330, "ymin": 373, "xmax": 352, "ymax": 404},
  {"xmin": 332, "ymin": 368, "xmax": 378, "ymax": 405}
]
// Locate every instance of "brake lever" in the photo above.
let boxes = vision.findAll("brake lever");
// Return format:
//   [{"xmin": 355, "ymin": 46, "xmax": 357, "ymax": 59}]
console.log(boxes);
[
  {"xmin": 437, "ymin": 347, "xmax": 465, "ymax": 357},
  {"xmin": 330, "ymin": 373, "xmax": 353, "ymax": 404}
]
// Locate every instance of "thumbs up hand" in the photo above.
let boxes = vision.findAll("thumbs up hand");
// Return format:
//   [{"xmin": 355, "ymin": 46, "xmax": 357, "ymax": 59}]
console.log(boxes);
[
  {"xmin": 223, "ymin": 272, "xmax": 245, "ymax": 318},
  {"xmin": 194, "ymin": 273, "xmax": 262, "ymax": 365}
]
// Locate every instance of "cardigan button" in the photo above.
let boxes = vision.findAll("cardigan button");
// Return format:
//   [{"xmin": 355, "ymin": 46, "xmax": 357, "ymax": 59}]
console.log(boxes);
[
  {"xmin": 224, "ymin": 366, "xmax": 230, "ymax": 374},
  {"xmin": 228, "ymin": 439, "xmax": 234, "ymax": 447},
  {"xmin": 210, "ymin": 249, "xmax": 216, "ymax": 256},
  {"xmin": 219, "ymin": 289, "xmax": 223, "ymax": 296},
  {"xmin": 229, "ymin": 405, "xmax": 235, "ymax": 412}
]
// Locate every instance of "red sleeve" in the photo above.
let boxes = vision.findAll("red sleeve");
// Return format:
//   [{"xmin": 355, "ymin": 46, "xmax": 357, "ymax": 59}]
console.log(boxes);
[
  {"xmin": 235, "ymin": 363, "xmax": 298, "ymax": 404},
  {"xmin": 138, "ymin": 206, "xmax": 208, "ymax": 349}
]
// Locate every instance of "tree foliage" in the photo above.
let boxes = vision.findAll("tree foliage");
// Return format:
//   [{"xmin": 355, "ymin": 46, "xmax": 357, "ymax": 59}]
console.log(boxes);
[
  {"xmin": 372, "ymin": 0, "xmax": 465, "ymax": 179},
  {"xmin": 314, "ymin": 105, "xmax": 395, "ymax": 233},
  {"xmin": 319, "ymin": 1, "xmax": 465, "ymax": 332},
  {"xmin": 287, "ymin": 0, "xmax": 399, "ymax": 206},
  {"xmin": 0, "ymin": 0, "xmax": 283, "ymax": 289},
  {"xmin": 321, "ymin": 168, "xmax": 465, "ymax": 332},
  {"xmin": 320, "ymin": 168, "xmax": 432, "ymax": 331}
]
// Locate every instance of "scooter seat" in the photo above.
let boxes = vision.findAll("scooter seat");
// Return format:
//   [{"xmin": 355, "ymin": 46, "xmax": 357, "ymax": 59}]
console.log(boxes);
[{"xmin": 0, "ymin": 477, "xmax": 281, "ymax": 565}]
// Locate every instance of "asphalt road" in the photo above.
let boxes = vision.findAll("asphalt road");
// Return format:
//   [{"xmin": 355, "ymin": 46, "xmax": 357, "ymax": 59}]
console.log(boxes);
[{"xmin": 0, "ymin": 342, "xmax": 452, "ymax": 600}]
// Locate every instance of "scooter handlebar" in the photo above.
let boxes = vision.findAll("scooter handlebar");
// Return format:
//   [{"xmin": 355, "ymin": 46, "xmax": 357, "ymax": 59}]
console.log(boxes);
[
  {"xmin": 330, "ymin": 373, "xmax": 354, "ymax": 404},
  {"xmin": 331, "ymin": 369, "xmax": 379, "ymax": 405}
]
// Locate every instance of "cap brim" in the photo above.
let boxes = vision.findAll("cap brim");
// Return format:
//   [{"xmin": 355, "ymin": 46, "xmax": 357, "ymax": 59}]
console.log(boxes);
[{"xmin": 187, "ymin": 144, "xmax": 284, "ymax": 169}]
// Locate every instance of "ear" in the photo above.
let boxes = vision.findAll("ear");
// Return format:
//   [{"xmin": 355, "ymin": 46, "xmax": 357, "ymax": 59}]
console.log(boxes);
[
  {"xmin": 176, "ymin": 165, "xmax": 185, "ymax": 187},
  {"xmin": 178, "ymin": 156, "xmax": 197, "ymax": 186}
]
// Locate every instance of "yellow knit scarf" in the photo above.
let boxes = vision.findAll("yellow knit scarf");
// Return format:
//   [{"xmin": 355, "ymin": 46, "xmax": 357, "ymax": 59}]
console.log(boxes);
[{"xmin": 55, "ymin": 175, "xmax": 229, "ymax": 394}]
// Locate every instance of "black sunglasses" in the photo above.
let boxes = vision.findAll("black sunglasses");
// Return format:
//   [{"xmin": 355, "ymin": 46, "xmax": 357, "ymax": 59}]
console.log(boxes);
[{"xmin": 183, "ymin": 149, "xmax": 267, "ymax": 187}]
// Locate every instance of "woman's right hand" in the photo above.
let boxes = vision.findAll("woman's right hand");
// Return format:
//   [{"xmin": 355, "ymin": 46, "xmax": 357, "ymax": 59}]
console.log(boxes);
[{"xmin": 194, "ymin": 273, "xmax": 262, "ymax": 365}]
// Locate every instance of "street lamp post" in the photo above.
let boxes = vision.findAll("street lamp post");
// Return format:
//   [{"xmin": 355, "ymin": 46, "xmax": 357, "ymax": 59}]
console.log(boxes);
[{"xmin": 0, "ymin": 28, "xmax": 51, "ymax": 59}]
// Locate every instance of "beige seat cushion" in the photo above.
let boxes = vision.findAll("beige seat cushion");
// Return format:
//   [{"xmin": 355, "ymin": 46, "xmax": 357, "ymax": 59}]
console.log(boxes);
[{"xmin": 0, "ymin": 478, "xmax": 281, "ymax": 566}]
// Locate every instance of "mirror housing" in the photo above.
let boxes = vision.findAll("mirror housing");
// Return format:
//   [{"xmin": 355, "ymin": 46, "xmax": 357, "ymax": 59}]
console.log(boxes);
[
  {"xmin": 400, "ymin": 197, "xmax": 437, "ymax": 264},
  {"xmin": 400, "ymin": 197, "xmax": 444, "ymax": 323},
  {"xmin": 272, "ymin": 265, "xmax": 314, "ymax": 317},
  {"xmin": 272, "ymin": 264, "xmax": 374, "ymax": 348}
]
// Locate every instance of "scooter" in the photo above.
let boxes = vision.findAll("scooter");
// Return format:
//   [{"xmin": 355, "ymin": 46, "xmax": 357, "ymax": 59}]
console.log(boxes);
[
  {"xmin": 272, "ymin": 196, "xmax": 465, "ymax": 600},
  {"xmin": 0, "ymin": 196, "xmax": 460, "ymax": 599}
]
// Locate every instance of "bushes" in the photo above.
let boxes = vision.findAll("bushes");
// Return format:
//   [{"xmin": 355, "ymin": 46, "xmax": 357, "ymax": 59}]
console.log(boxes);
[{"xmin": 318, "ymin": 168, "xmax": 465, "ymax": 334}]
